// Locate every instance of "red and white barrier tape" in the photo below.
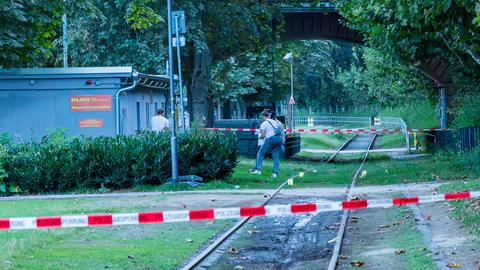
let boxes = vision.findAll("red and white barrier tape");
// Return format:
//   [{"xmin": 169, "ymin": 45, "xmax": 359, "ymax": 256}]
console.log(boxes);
[
  {"xmin": 0, "ymin": 191, "xmax": 477, "ymax": 231},
  {"xmin": 205, "ymin": 128, "xmax": 452, "ymax": 134}
]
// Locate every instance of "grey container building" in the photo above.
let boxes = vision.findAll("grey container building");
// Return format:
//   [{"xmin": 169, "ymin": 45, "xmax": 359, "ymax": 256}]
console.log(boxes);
[{"xmin": 0, "ymin": 67, "xmax": 171, "ymax": 140}]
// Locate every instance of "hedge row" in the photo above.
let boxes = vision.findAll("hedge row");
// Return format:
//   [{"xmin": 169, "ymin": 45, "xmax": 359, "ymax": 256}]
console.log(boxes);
[{"xmin": 0, "ymin": 130, "xmax": 238, "ymax": 195}]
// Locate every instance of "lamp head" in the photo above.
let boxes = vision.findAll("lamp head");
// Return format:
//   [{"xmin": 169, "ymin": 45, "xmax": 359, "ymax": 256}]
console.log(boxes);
[{"xmin": 283, "ymin": 52, "xmax": 293, "ymax": 61}]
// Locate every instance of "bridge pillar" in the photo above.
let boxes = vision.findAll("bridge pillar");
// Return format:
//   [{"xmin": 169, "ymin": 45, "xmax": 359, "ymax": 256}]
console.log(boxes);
[{"xmin": 438, "ymin": 86, "xmax": 447, "ymax": 129}]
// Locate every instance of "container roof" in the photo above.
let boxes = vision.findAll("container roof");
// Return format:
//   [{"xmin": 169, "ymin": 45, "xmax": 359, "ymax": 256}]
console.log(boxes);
[{"xmin": 0, "ymin": 66, "xmax": 134, "ymax": 79}]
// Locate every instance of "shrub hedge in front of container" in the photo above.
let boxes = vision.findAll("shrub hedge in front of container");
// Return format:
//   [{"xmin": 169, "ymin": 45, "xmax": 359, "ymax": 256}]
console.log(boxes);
[{"xmin": 2, "ymin": 130, "xmax": 238, "ymax": 195}]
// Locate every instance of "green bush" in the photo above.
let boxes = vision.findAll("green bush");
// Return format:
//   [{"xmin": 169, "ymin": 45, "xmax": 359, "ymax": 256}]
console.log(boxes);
[
  {"xmin": 0, "ymin": 143, "xmax": 8, "ymax": 193},
  {"xmin": 433, "ymin": 147, "xmax": 480, "ymax": 175},
  {"xmin": 2, "ymin": 130, "xmax": 238, "ymax": 195},
  {"xmin": 379, "ymin": 100, "xmax": 437, "ymax": 128},
  {"xmin": 452, "ymin": 94, "xmax": 480, "ymax": 128}
]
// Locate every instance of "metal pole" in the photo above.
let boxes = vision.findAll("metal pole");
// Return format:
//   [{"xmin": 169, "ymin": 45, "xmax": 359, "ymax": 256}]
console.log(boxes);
[
  {"xmin": 439, "ymin": 86, "xmax": 447, "ymax": 129},
  {"xmin": 167, "ymin": 0, "xmax": 178, "ymax": 183},
  {"xmin": 175, "ymin": 15, "xmax": 186, "ymax": 132},
  {"xmin": 289, "ymin": 59, "xmax": 294, "ymax": 130},
  {"xmin": 62, "ymin": 14, "xmax": 68, "ymax": 68}
]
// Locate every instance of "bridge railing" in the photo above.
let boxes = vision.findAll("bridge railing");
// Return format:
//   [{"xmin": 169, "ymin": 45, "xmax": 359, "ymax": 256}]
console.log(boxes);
[{"xmin": 293, "ymin": 116, "xmax": 371, "ymax": 128}]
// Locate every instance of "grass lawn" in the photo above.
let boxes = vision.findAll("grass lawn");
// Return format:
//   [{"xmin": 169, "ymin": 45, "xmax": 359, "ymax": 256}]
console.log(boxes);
[
  {"xmin": 132, "ymin": 158, "xmax": 359, "ymax": 191},
  {"xmin": 0, "ymin": 197, "xmax": 232, "ymax": 270},
  {"xmin": 131, "ymin": 152, "xmax": 479, "ymax": 192},
  {"xmin": 438, "ymin": 179, "xmax": 480, "ymax": 237},
  {"xmin": 375, "ymin": 134, "xmax": 408, "ymax": 149},
  {"xmin": 349, "ymin": 206, "xmax": 435, "ymax": 270},
  {"xmin": 300, "ymin": 133, "xmax": 352, "ymax": 150},
  {"xmin": 358, "ymin": 154, "xmax": 480, "ymax": 186}
]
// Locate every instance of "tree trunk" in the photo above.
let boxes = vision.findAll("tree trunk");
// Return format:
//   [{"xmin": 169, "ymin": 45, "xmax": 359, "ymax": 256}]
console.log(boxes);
[
  {"xmin": 222, "ymin": 100, "xmax": 231, "ymax": 119},
  {"xmin": 237, "ymin": 101, "xmax": 247, "ymax": 119},
  {"xmin": 216, "ymin": 101, "xmax": 222, "ymax": 120},
  {"xmin": 189, "ymin": 45, "xmax": 213, "ymax": 127}
]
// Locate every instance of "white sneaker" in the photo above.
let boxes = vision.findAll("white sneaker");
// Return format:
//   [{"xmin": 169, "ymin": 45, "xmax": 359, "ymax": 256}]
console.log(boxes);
[
  {"xmin": 272, "ymin": 173, "xmax": 277, "ymax": 178},
  {"xmin": 250, "ymin": 169, "xmax": 261, "ymax": 175}
]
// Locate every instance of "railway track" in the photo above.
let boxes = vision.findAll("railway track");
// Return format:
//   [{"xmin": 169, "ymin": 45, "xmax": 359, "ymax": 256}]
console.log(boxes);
[
  {"xmin": 180, "ymin": 134, "xmax": 376, "ymax": 270},
  {"xmin": 327, "ymin": 134, "xmax": 377, "ymax": 270}
]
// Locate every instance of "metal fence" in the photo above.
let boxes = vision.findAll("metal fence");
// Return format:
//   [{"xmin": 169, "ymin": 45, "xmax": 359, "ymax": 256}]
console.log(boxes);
[
  {"xmin": 458, "ymin": 126, "xmax": 480, "ymax": 151},
  {"xmin": 293, "ymin": 116, "xmax": 410, "ymax": 148},
  {"xmin": 293, "ymin": 116, "xmax": 371, "ymax": 128},
  {"xmin": 377, "ymin": 117, "xmax": 408, "ymax": 133}
]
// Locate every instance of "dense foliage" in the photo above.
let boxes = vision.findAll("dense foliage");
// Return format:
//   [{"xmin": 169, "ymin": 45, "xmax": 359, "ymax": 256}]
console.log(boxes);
[
  {"xmin": 1, "ymin": 0, "xmax": 479, "ymax": 127},
  {"xmin": 1, "ymin": 130, "xmax": 238, "ymax": 195},
  {"xmin": 333, "ymin": 0, "xmax": 480, "ymax": 127}
]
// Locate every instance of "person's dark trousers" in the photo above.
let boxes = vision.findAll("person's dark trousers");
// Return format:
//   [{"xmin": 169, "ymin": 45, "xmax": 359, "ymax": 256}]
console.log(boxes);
[{"xmin": 254, "ymin": 136, "xmax": 283, "ymax": 173}]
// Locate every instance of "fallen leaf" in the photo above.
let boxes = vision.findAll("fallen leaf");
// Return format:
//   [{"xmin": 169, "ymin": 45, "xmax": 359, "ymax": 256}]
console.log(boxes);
[
  {"xmin": 395, "ymin": 249, "xmax": 406, "ymax": 255},
  {"xmin": 339, "ymin": 255, "xmax": 348, "ymax": 260},
  {"xmin": 447, "ymin": 263, "xmax": 462, "ymax": 268},
  {"xmin": 425, "ymin": 215, "xmax": 432, "ymax": 221},
  {"xmin": 128, "ymin": 255, "xmax": 135, "ymax": 259},
  {"xmin": 228, "ymin": 247, "xmax": 239, "ymax": 254},
  {"xmin": 351, "ymin": 261, "xmax": 365, "ymax": 267},
  {"xmin": 328, "ymin": 237, "xmax": 338, "ymax": 244}
]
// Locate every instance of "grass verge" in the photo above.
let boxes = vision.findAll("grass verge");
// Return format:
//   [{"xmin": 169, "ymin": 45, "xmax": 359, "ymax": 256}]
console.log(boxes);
[
  {"xmin": 375, "ymin": 134, "xmax": 407, "ymax": 149},
  {"xmin": 438, "ymin": 179, "xmax": 480, "ymax": 237},
  {"xmin": 0, "ymin": 197, "xmax": 232, "ymax": 270},
  {"xmin": 348, "ymin": 207, "xmax": 435, "ymax": 270},
  {"xmin": 301, "ymin": 133, "xmax": 352, "ymax": 149}
]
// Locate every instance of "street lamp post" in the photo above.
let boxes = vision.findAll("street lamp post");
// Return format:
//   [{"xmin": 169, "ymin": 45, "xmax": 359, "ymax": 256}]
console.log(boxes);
[
  {"xmin": 283, "ymin": 53, "xmax": 294, "ymax": 130},
  {"xmin": 167, "ymin": 0, "xmax": 178, "ymax": 183}
]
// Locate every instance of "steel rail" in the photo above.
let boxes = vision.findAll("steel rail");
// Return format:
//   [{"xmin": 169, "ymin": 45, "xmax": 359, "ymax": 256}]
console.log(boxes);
[
  {"xmin": 180, "ymin": 135, "xmax": 358, "ymax": 270},
  {"xmin": 327, "ymin": 134, "xmax": 377, "ymax": 270}
]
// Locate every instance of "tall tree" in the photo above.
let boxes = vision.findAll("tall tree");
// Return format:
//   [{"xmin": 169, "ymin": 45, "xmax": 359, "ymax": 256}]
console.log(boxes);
[
  {"xmin": 0, "ymin": 0, "xmax": 94, "ymax": 68},
  {"xmin": 333, "ymin": 0, "xmax": 480, "ymax": 75}
]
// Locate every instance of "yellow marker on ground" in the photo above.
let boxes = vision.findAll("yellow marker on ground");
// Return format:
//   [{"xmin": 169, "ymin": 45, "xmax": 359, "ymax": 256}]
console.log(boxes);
[
  {"xmin": 287, "ymin": 178, "xmax": 294, "ymax": 186},
  {"xmin": 299, "ymin": 172, "xmax": 304, "ymax": 178}
]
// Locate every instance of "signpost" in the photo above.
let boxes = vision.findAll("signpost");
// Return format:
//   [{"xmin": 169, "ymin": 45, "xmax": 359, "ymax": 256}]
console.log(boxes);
[
  {"xmin": 173, "ymin": 11, "xmax": 187, "ymax": 133},
  {"xmin": 166, "ymin": 0, "xmax": 178, "ymax": 184},
  {"xmin": 283, "ymin": 53, "xmax": 295, "ymax": 130},
  {"xmin": 166, "ymin": 6, "xmax": 202, "ymax": 186}
]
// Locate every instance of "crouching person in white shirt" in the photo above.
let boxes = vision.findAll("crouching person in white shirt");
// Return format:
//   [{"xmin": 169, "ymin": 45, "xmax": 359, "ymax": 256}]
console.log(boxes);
[
  {"xmin": 151, "ymin": 109, "xmax": 170, "ymax": 132},
  {"xmin": 251, "ymin": 110, "xmax": 283, "ymax": 178}
]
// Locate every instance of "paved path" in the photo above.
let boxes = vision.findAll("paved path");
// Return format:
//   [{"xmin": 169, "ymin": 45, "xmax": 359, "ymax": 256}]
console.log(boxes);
[{"xmin": 0, "ymin": 182, "xmax": 446, "ymax": 202}]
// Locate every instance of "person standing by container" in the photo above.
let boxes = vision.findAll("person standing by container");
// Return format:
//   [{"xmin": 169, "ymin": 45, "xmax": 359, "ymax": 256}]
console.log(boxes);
[
  {"xmin": 270, "ymin": 111, "xmax": 286, "ymax": 154},
  {"xmin": 151, "ymin": 109, "xmax": 170, "ymax": 132},
  {"xmin": 251, "ymin": 110, "xmax": 283, "ymax": 178}
]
